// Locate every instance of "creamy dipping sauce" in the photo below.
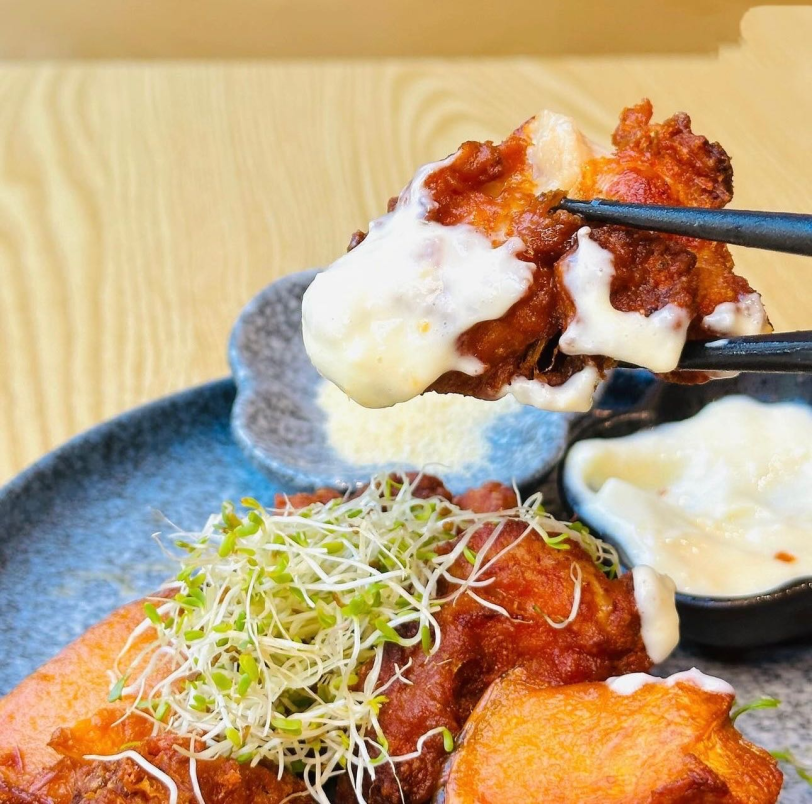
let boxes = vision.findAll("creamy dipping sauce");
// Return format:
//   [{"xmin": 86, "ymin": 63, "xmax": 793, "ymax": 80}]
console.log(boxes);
[
  {"xmin": 497, "ymin": 366, "xmax": 600, "ymax": 414},
  {"xmin": 702, "ymin": 293, "xmax": 768, "ymax": 337},
  {"xmin": 605, "ymin": 668, "xmax": 734, "ymax": 697},
  {"xmin": 631, "ymin": 565, "xmax": 679, "ymax": 663},
  {"xmin": 564, "ymin": 396, "xmax": 812, "ymax": 597}
]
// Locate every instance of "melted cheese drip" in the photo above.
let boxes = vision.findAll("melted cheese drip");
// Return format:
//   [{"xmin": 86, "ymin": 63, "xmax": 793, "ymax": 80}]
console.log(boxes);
[
  {"xmin": 498, "ymin": 366, "xmax": 600, "ymax": 413},
  {"xmin": 301, "ymin": 157, "xmax": 533, "ymax": 408},
  {"xmin": 631, "ymin": 565, "xmax": 679, "ymax": 663},
  {"xmin": 605, "ymin": 668, "xmax": 734, "ymax": 697},
  {"xmin": 702, "ymin": 292, "xmax": 769, "ymax": 336},
  {"xmin": 302, "ymin": 111, "xmax": 605, "ymax": 412},
  {"xmin": 564, "ymin": 396, "xmax": 812, "ymax": 597},
  {"xmin": 559, "ymin": 228, "xmax": 690, "ymax": 372}
]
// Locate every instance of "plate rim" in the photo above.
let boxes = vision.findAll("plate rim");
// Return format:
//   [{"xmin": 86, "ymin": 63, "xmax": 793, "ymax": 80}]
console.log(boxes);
[{"xmin": 0, "ymin": 378, "xmax": 235, "ymax": 506}]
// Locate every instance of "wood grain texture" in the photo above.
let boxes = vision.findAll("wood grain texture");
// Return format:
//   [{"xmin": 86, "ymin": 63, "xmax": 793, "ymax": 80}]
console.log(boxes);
[{"xmin": 1, "ymin": 6, "xmax": 811, "ymax": 485}]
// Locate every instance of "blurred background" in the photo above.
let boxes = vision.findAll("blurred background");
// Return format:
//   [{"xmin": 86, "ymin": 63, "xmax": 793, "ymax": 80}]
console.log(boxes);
[{"xmin": 0, "ymin": 0, "xmax": 810, "ymax": 484}]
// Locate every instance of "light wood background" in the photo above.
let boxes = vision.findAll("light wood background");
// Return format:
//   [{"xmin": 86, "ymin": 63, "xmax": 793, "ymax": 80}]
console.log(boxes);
[
  {"xmin": 1, "ymin": 5, "xmax": 811, "ymax": 485},
  {"xmin": 0, "ymin": 0, "xmax": 800, "ymax": 59}
]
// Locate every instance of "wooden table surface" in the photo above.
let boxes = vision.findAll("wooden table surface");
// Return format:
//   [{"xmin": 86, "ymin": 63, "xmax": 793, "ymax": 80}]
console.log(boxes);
[{"xmin": 1, "ymin": 6, "xmax": 811, "ymax": 485}]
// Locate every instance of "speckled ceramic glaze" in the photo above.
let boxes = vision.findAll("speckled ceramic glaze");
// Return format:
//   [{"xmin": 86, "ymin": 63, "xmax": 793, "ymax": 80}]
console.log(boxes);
[
  {"xmin": 228, "ymin": 269, "xmax": 577, "ymax": 493},
  {"xmin": 0, "ymin": 379, "xmax": 810, "ymax": 800}
]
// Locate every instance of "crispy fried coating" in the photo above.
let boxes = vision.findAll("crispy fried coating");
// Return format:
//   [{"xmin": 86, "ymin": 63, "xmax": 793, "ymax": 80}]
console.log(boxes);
[
  {"xmin": 573, "ymin": 100, "xmax": 733, "ymax": 208},
  {"xmin": 437, "ymin": 668, "xmax": 782, "ymax": 804},
  {"xmin": 0, "ymin": 597, "xmax": 155, "ymax": 780},
  {"xmin": 337, "ymin": 488, "xmax": 651, "ymax": 804},
  {"xmin": 371, "ymin": 100, "xmax": 766, "ymax": 400},
  {"xmin": 0, "ymin": 708, "xmax": 306, "ymax": 804},
  {"xmin": 0, "ymin": 602, "xmax": 305, "ymax": 804},
  {"xmin": 573, "ymin": 100, "xmax": 758, "ymax": 337}
]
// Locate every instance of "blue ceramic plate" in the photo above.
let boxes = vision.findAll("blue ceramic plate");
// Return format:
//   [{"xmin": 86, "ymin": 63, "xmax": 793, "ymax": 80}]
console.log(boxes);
[
  {"xmin": 0, "ymin": 378, "xmax": 809, "ymax": 801},
  {"xmin": 229, "ymin": 269, "xmax": 579, "ymax": 493}
]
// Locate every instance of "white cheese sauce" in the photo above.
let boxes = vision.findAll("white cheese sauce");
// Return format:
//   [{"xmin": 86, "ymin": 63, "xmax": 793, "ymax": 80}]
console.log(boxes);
[
  {"xmin": 301, "ymin": 156, "xmax": 533, "ymax": 408},
  {"xmin": 605, "ymin": 668, "xmax": 734, "ymax": 697},
  {"xmin": 558, "ymin": 228, "xmax": 690, "ymax": 372},
  {"xmin": 631, "ymin": 565, "xmax": 679, "ymax": 664},
  {"xmin": 302, "ymin": 112, "xmax": 604, "ymax": 412},
  {"xmin": 497, "ymin": 366, "xmax": 600, "ymax": 413},
  {"xmin": 702, "ymin": 292, "xmax": 768, "ymax": 337},
  {"xmin": 564, "ymin": 396, "xmax": 812, "ymax": 597}
]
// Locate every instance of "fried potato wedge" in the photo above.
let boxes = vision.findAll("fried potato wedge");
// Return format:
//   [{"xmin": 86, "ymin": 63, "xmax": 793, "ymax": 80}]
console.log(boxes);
[{"xmin": 437, "ymin": 668, "xmax": 782, "ymax": 804}]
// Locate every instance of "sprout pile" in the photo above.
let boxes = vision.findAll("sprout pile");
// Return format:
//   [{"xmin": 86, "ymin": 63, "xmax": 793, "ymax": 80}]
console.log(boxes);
[{"xmin": 114, "ymin": 473, "xmax": 618, "ymax": 803}]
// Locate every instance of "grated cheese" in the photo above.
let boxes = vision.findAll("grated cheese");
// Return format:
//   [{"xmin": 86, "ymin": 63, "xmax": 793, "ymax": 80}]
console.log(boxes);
[{"xmin": 317, "ymin": 381, "xmax": 520, "ymax": 473}]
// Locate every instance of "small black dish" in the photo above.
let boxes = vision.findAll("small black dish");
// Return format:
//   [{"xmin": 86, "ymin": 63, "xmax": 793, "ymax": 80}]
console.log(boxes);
[{"xmin": 554, "ymin": 370, "xmax": 812, "ymax": 649}]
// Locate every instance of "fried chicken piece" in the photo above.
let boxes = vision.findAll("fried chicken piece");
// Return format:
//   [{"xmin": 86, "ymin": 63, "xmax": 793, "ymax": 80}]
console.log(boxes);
[
  {"xmin": 427, "ymin": 101, "xmax": 766, "ymax": 398},
  {"xmin": 0, "ymin": 709, "xmax": 306, "ymax": 804},
  {"xmin": 0, "ymin": 597, "xmax": 155, "ymax": 780},
  {"xmin": 337, "ymin": 506, "xmax": 659, "ymax": 803},
  {"xmin": 452, "ymin": 481, "xmax": 518, "ymax": 513},
  {"xmin": 302, "ymin": 101, "xmax": 769, "ymax": 413},
  {"xmin": 0, "ymin": 600, "xmax": 306, "ymax": 803},
  {"xmin": 437, "ymin": 668, "xmax": 782, "ymax": 804}
]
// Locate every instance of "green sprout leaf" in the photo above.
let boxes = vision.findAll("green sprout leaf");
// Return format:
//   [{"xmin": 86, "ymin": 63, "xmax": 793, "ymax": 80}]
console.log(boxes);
[
  {"xmin": 421, "ymin": 624, "xmax": 432, "ymax": 655},
  {"xmin": 226, "ymin": 727, "xmax": 243, "ymax": 748},
  {"xmin": 239, "ymin": 653, "xmax": 260, "ymax": 682},
  {"xmin": 108, "ymin": 675, "xmax": 128, "ymax": 703},
  {"xmin": 272, "ymin": 716, "xmax": 303, "ymax": 735},
  {"xmin": 211, "ymin": 671, "xmax": 232, "ymax": 691},
  {"xmin": 237, "ymin": 674, "xmax": 252, "ymax": 697},
  {"xmin": 441, "ymin": 727, "xmax": 454, "ymax": 753},
  {"xmin": 375, "ymin": 618, "xmax": 401, "ymax": 644},
  {"xmin": 143, "ymin": 602, "xmax": 162, "ymax": 625},
  {"xmin": 154, "ymin": 701, "xmax": 170, "ymax": 722},
  {"xmin": 771, "ymin": 749, "xmax": 812, "ymax": 787},
  {"xmin": 731, "ymin": 696, "xmax": 780, "ymax": 724}
]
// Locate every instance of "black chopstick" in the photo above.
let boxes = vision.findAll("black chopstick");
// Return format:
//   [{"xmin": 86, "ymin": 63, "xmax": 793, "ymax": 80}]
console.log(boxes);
[
  {"xmin": 558, "ymin": 198, "xmax": 812, "ymax": 257},
  {"xmin": 618, "ymin": 331, "xmax": 812, "ymax": 374}
]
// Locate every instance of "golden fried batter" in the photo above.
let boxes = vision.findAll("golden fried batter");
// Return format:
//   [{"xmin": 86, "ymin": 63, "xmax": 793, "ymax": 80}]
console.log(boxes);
[
  {"xmin": 336, "ymin": 482, "xmax": 652, "ymax": 804},
  {"xmin": 1, "ymin": 708, "xmax": 305, "ymax": 804},
  {"xmin": 0, "ymin": 606, "xmax": 305, "ymax": 804},
  {"xmin": 437, "ymin": 668, "xmax": 782, "ymax": 804},
  {"xmin": 358, "ymin": 100, "xmax": 768, "ymax": 400}
]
